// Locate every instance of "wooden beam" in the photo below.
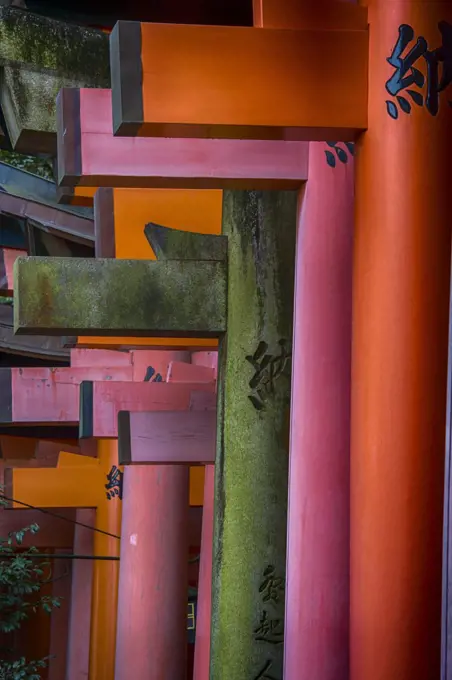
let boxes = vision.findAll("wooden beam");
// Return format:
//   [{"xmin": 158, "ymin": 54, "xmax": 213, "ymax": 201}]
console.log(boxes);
[
  {"xmin": 110, "ymin": 22, "xmax": 367, "ymax": 141},
  {"xmin": 57, "ymin": 88, "xmax": 308, "ymax": 190},
  {"xmin": 79, "ymin": 380, "xmax": 215, "ymax": 438},
  {"xmin": 0, "ymin": 365, "xmax": 137, "ymax": 425},
  {"xmin": 0, "ymin": 247, "xmax": 25, "ymax": 295},
  {"xmin": 0, "ymin": 508, "xmax": 76, "ymax": 547},
  {"xmin": 252, "ymin": 0, "xmax": 367, "ymax": 30},
  {"xmin": 0, "ymin": 302, "xmax": 69, "ymax": 362},
  {"xmin": 14, "ymin": 256, "xmax": 227, "ymax": 338},
  {"xmin": 0, "ymin": 189, "xmax": 94, "ymax": 247},
  {"xmin": 57, "ymin": 186, "xmax": 97, "ymax": 208},
  {"xmin": 118, "ymin": 409, "xmax": 217, "ymax": 465}
]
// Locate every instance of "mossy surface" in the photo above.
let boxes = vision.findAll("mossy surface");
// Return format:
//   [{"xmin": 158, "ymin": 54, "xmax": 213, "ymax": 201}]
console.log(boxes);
[
  {"xmin": 210, "ymin": 191, "xmax": 297, "ymax": 680},
  {"xmin": 146, "ymin": 224, "xmax": 228, "ymax": 262},
  {"xmin": 0, "ymin": 8, "xmax": 109, "ymax": 151},
  {"xmin": 14, "ymin": 257, "xmax": 227, "ymax": 337},
  {"xmin": 0, "ymin": 8, "xmax": 109, "ymax": 82}
]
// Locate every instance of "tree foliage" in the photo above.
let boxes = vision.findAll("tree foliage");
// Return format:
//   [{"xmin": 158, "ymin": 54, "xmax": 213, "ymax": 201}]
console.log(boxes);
[
  {"xmin": 0, "ymin": 150, "xmax": 54, "ymax": 181},
  {"xmin": 0, "ymin": 491, "xmax": 61, "ymax": 680}
]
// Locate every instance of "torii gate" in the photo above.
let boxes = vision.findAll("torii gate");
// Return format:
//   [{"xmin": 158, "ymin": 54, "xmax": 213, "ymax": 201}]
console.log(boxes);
[{"xmin": 15, "ymin": 1, "xmax": 452, "ymax": 679}]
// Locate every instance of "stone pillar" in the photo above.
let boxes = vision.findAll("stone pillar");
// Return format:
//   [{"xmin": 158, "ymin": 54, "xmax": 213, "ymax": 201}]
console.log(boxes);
[
  {"xmin": 210, "ymin": 191, "xmax": 297, "ymax": 680},
  {"xmin": 351, "ymin": 3, "xmax": 452, "ymax": 679},
  {"xmin": 90, "ymin": 440, "xmax": 122, "ymax": 680},
  {"xmin": 284, "ymin": 143, "xmax": 353, "ymax": 680},
  {"xmin": 114, "ymin": 466, "xmax": 189, "ymax": 679},
  {"xmin": 66, "ymin": 509, "xmax": 95, "ymax": 680},
  {"xmin": 48, "ymin": 550, "xmax": 72, "ymax": 680}
]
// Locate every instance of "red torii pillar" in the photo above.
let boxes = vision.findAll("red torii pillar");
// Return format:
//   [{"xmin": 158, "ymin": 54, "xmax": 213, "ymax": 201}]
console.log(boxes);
[
  {"xmin": 253, "ymin": 2, "xmax": 354, "ymax": 679},
  {"xmin": 351, "ymin": 2, "xmax": 452, "ymax": 680}
]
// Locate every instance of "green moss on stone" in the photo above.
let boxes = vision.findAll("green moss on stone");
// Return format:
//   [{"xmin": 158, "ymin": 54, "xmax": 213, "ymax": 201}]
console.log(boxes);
[
  {"xmin": 0, "ymin": 8, "xmax": 109, "ymax": 84},
  {"xmin": 210, "ymin": 191, "xmax": 297, "ymax": 680},
  {"xmin": 14, "ymin": 257, "xmax": 227, "ymax": 337}
]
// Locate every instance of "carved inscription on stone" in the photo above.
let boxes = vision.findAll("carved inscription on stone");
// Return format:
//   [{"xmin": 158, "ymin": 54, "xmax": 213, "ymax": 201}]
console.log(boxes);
[
  {"xmin": 246, "ymin": 340, "xmax": 291, "ymax": 411},
  {"xmin": 252, "ymin": 565, "xmax": 285, "ymax": 680}
]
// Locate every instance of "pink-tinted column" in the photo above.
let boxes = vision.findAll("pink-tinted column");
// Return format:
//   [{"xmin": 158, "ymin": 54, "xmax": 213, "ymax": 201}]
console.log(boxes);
[
  {"xmin": 284, "ymin": 142, "xmax": 354, "ymax": 680},
  {"xmin": 191, "ymin": 351, "xmax": 217, "ymax": 680},
  {"xmin": 193, "ymin": 465, "xmax": 215, "ymax": 680},
  {"xmin": 114, "ymin": 466, "xmax": 189, "ymax": 680},
  {"xmin": 66, "ymin": 509, "xmax": 95, "ymax": 680},
  {"xmin": 48, "ymin": 550, "xmax": 72, "ymax": 680}
]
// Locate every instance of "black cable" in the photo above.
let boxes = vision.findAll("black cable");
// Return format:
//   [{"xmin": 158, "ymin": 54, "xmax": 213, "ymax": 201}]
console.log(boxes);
[
  {"xmin": 0, "ymin": 553, "xmax": 119, "ymax": 560},
  {"xmin": 0, "ymin": 493, "xmax": 120, "ymax": 540}
]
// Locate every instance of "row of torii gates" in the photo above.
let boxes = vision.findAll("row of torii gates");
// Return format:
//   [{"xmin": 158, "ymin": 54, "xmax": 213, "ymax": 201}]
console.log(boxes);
[{"xmin": 1, "ymin": 0, "xmax": 451, "ymax": 679}]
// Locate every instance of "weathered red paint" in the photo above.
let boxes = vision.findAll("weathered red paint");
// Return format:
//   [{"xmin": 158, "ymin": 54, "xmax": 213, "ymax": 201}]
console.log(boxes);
[
  {"xmin": 119, "ymin": 408, "xmax": 217, "ymax": 464},
  {"xmin": 115, "ymin": 465, "xmax": 189, "ymax": 680},
  {"xmin": 67, "ymin": 509, "xmax": 95, "ymax": 680},
  {"xmin": 7, "ymin": 366, "xmax": 135, "ymax": 424},
  {"xmin": 193, "ymin": 464, "xmax": 215, "ymax": 680},
  {"xmin": 285, "ymin": 142, "xmax": 353, "ymax": 680},
  {"xmin": 59, "ymin": 88, "xmax": 309, "ymax": 189},
  {"xmin": 85, "ymin": 381, "xmax": 215, "ymax": 438},
  {"xmin": 167, "ymin": 361, "xmax": 216, "ymax": 384},
  {"xmin": 48, "ymin": 549, "xmax": 72, "ymax": 680}
]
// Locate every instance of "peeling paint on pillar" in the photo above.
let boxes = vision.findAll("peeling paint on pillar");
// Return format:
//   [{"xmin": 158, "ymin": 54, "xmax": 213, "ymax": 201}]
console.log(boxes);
[{"xmin": 210, "ymin": 190, "xmax": 297, "ymax": 680}]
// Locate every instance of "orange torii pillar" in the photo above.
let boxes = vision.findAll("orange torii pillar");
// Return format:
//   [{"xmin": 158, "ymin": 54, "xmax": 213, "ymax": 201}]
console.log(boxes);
[
  {"xmin": 351, "ymin": 3, "xmax": 452, "ymax": 680},
  {"xmin": 10, "ymin": 446, "xmax": 121, "ymax": 680}
]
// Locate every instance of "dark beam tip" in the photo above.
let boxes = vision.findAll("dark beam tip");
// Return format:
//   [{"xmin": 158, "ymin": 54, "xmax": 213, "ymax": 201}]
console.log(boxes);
[
  {"xmin": 117, "ymin": 410, "xmax": 132, "ymax": 465},
  {"xmin": 79, "ymin": 381, "xmax": 94, "ymax": 439}
]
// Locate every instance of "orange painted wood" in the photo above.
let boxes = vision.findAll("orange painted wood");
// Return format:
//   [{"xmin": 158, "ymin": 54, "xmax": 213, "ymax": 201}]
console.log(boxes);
[
  {"xmin": 253, "ymin": 0, "xmax": 367, "ymax": 30},
  {"xmin": 111, "ymin": 22, "xmax": 368, "ymax": 140},
  {"xmin": 0, "ymin": 247, "xmax": 25, "ymax": 295},
  {"xmin": 351, "ymin": 2, "xmax": 452, "ymax": 679},
  {"xmin": 57, "ymin": 88, "xmax": 308, "ymax": 189},
  {"xmin": 118, "ymin": 409, "xmax": 217, "ymax": 464},
  {"xmin": 0, "ymin": 508, "xmax": 75, "ymax": 547},
  {"xmin": 115, "ymin": 465, "xmax": 189, "ymax": 680},
  {"xmin": 66, "ymin": 509, "xmax": 95, "ymax": 680}
]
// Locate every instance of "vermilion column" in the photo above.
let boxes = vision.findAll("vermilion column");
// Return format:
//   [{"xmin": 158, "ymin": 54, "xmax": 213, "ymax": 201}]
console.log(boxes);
[
  {"xmin": 114, "ymin": 466, "xmax": 189, "ymax": 679},
  {"xmin": 192, "ymin": 346, "xmax": 218, "ymax": 680},
  {"xmin": 90, "ymin": 439, "xmax": 122, "ymax": 680},
  {"xmin": 193, "ymin": 465, "xmax": 215, "ymax": 680},
  {"xmin": 285, "ymin": 144, "xmax": 353, "ymax": 680},
  {"xmin": 351, "ymin": 3, "xmax": 452, "ymax": 680},
  {"xmin": 67, "ymin": 509, "xmax": 95, "ymax": 680},
  {"xmin": 252, "ymin": 3, "xmax": 354, "ymax": 679},
  {"xmin": 115, "ymin": 351, "xmax": 192, "ymax": 680}
]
